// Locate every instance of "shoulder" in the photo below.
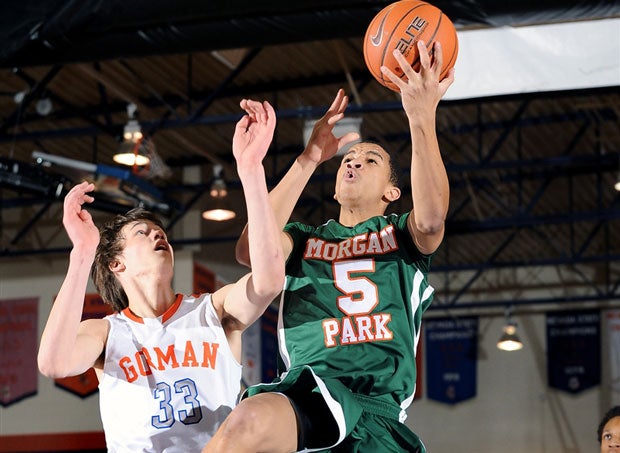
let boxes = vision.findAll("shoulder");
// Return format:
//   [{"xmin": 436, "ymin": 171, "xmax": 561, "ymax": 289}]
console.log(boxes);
[{"xmin": 80, "ymin": 317, "xmax": 110, "ymax": 337}]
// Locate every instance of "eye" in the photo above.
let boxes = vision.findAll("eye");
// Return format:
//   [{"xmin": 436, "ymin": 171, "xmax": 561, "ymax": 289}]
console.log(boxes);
[
  {"xmin": 136, "ymin": 230, "xmax": 146, "ymax": 235},
  {"xmin": 604, "ymin": 433, "xmax": 612, "ymax": 440},
  {"xmin": 368, "ymin": 158, "xmax": 377, "ymax": 164},
  {"xmin": 343, "ymin": 157, "xmax": 352, "ymax": 163}
]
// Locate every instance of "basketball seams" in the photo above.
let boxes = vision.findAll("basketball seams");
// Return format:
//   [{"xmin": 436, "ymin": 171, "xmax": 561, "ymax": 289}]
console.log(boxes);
[
  {"xmin": 378, "ymin": 3, "xmax": 428, "ymax": 89},
  {"xmin": 364, "ymin": 0, "xmax": 458, "ymax": 92}
]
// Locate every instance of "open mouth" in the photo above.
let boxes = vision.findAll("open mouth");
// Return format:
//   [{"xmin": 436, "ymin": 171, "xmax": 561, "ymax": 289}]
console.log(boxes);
[{"xmin": 154, "ymin": 241, "xmax": 168, "ymax": 251}]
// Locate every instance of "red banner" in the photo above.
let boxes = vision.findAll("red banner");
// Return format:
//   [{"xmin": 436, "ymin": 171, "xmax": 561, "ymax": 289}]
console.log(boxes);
[
  {"xmin": 0, "ymin": 297, "xmax": 39, "ymax": 406},
  {"xmin": 54, "ymin": 294, "xmax": 113, "ymax": 398},
  {"xmin": 193, "ymin": 261, "xmax": 226, "ymax": 294}
]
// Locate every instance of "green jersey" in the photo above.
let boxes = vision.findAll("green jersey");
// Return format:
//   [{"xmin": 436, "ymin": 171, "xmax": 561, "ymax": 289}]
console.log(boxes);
[{"xmin": 280, "ymin": 212, "xmax": 434, "ymax": 418}]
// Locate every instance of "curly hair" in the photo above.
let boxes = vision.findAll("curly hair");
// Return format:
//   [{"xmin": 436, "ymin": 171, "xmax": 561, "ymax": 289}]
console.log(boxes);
[
  {"xmin": 91, "ymin": 208, "xmax": 166, "ymax": 312},
  {"xmin": 598, "ymin": 405, "xmax": 620, "ymax": 443}
]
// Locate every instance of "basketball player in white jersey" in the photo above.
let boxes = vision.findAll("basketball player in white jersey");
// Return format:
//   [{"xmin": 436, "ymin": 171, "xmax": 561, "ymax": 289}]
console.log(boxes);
[{"xmin": 38, "ymin": 98, "xmax": 285, "ymax": 452}]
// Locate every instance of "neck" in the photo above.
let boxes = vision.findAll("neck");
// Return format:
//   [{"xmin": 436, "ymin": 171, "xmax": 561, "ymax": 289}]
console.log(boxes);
[
  {"xmin": 338, "ymin": 204, "xmax": 386, "ymax": 227},
  {"xmin": 123, "ymin": 278, "xmax": 176, "ymax": 318}
]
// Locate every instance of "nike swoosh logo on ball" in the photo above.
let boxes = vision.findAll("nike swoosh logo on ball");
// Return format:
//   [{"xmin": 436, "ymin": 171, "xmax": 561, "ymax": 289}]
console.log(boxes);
[{"xmin": 370, "ymin": 13, "xmax": 389, "ymax": 47}]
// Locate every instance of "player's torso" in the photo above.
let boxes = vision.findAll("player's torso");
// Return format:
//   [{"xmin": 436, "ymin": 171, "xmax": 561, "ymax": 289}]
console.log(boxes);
[
  {"xmin": 99, "ymin": 293, "xmax": 242, "ymax": 452},
  {"xmin": 281, "ymin": 215, "xmax": 433, "ymax": 398}
]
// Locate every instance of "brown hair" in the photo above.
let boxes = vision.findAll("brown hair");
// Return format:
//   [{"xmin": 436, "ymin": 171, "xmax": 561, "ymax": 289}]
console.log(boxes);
[{"xmin": 91, "ymin": 208, "xmax": 166, "ymax": 311}]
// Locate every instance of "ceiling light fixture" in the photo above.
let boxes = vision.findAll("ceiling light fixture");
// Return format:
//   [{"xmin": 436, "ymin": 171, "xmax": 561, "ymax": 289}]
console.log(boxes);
[
  {"xmin": 113, "ymin": 103, "xmax": 149, "ymax": 167},
  {"xmin": 202, "ymin": 164, "xmax": 236, "ymax": 221},
  {"xmin": 497, "ymin": 307, "xmax": 523, "ymax": 352},
  {"xmin": 35, "ymin": 97, "xmax": 53, "ymax": 116}
]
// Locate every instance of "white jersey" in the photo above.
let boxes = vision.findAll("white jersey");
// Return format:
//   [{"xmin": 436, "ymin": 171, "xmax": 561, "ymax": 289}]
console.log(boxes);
[{"xmin": 99, "ymin": 293, "xmax": 242, "ymax": 453}]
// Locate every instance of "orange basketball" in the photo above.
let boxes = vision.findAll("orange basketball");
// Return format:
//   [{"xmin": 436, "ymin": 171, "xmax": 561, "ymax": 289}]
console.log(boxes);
[{"xmin": 363, "ymin": 0, "xmax": 458, "ymax": 92}]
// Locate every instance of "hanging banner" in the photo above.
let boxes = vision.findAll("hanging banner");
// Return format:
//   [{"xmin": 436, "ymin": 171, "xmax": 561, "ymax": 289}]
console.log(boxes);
[
  {"xmin": 606, "ymin": 309, "xmax": 620, "ymax": 394},
  {"xmin": 193, "ymin": 261, "xmax": 226, "ymax": 294},
  {"xmin": 0, "ymin": 297, "xmax": 39, "ymax": 406},
  {"xmin": 546, "ymin": 309, "xmax": 600, "ymax": 394},
  {"xmin": 54, "ymin": 294, "xmax": 113, "ymax": 398},
  {"xmin": 193, "ymin": 261, "xmax": 216, "ymax": 293},
  {"xmin": 425, "ymin": 316, "xmax": 478, "ymax": 404}
]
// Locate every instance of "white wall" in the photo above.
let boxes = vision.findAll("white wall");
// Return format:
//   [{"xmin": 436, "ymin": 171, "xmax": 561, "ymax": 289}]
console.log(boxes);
[
  {"xmin": 0, "ymin": 256, "xmax": 102, "ymax": 435},
  {"xmin": 408, "ymin": 312, "xmax": 616, "ymax": 453},
  {"xmin": 1, "ymin": 255, "xmax": 617, "ymax": 452}
]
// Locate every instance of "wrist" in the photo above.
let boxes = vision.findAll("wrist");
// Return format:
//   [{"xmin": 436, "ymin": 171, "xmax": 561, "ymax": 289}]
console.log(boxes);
[
  {"xmin": 296, "ymin": 153, "xmax": 321, "ymax": 169},
  {"xmin": 69, "ymin": 246, "xmax": 97, "ymax": 263}
]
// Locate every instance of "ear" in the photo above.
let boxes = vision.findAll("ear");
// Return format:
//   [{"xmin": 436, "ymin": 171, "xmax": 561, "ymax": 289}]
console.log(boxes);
[
  {"xmin": 383, "ymin": 185, "xmax": 401, "ymax": 203},
  {"xmin": 109, "ymin": 259, "xmax": 125, "ymax": 273}
]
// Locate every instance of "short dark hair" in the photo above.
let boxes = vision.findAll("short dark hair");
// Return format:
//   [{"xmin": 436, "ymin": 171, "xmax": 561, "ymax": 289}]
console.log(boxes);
[
  {"xmin": 91, "ymin": 208, "xmax": 166, "ymax": 312},
  {"xmin": 598, "ymin": 405, "xmax": 620, "ymax": 443},
  {"xmin": 360, "ymin": 138, "xmax": 402, "ymax": 188}
]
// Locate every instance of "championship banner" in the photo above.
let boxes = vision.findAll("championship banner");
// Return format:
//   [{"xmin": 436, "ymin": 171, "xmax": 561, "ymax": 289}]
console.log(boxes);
[
  {"xmin": 546, "ymin": 309, "xmax": 600, "ymax": 394},
  {"xmin": 54, "ymin": 294, "xmax": 113, "ymax": 397},
  {"xmin": 425, "ymin": 316, "xmax": 478, "ymax": 404},
  {"xmin": 605, "ymin": 309, "xmax": 620, "ymax": 394},
  {"xmin": 193, "ymin": 261, "xmax": 216, "ymax": 293},
  {"xmin": 193, "ymin": 261, "xmax": 226, "ymax": 294},
  {"xmin": 0, "ymin": 297, "xmax": 39, "ymax": 406}
]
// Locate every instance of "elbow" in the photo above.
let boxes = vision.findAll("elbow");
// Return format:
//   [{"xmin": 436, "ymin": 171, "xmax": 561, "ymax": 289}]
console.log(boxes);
[
  {"xmin": 415, "ymin": 217, "xmax": 445, "ymax": 236},
  {"xmin": 253, "ymin": 265, "xmax": 285, "ymax": 300},
  {"xmin": 38, "ymin": 354, "xmax": 67, "ymax": 379}
]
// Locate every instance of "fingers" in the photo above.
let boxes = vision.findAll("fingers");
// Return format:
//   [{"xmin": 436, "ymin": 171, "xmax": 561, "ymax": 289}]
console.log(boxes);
[
  {"xmin": 338, "ymin": 131, "xmax": 360, "ymax": 149},
  {"xmin": 63, "ymin": 181, "xmax": 95, "ymax": 228},
  {"xmin": 262, "ymin": 100, "xmax": 276, "ymax": 128},
  {"xmin": 431, "ymin": 41, "xmax": 444, "ymax": 75},
  {"xmin": 65, "ymin": 181, "xmax": 95, "ymax": 207},
  {"xmin": 327, "ymin": 89, "xmax": 345, "ymax": 113},
  {"xmin": 380, "ymin": 64, "xmax": 404, "ymax": 91},
  {"xmin": 240, "ymin": 99, "xmax": 268, "ymax": 123},
  {"xmin": 381, "ymin": 39, "xmax": 446, "ymax": 92}
]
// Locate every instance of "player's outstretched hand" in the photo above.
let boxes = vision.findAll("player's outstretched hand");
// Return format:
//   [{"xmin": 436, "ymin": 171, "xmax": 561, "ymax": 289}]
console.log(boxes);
[
  {"xmin": 381, "ymin": 40, "xmax": 454, "ymax": 120},
  {"xmin": 63, "ymin": 181, "xmax": 100, "ymax": 253},
  {"xmin": 303, "ymin": 88, "xmax": 360, "ymax": 165},
  {"xmin": 234, "ymin": 99, "xmax": 277, "ymax": 169}
]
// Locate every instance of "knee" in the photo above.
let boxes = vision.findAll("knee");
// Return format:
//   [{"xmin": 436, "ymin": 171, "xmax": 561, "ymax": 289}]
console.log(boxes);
[
  {"xmin": 225, "ymin": 398, "xmax": 267, "ymax": 436},
  {"xmin": 220, "ymin": 396, "xmax": 277, "ymax": 443}
]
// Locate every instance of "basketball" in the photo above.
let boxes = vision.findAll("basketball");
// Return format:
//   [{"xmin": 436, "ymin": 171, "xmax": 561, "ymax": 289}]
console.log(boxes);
[{"xmin": 363, "ymin": 0, "xmax": 458, "ymax": 92}]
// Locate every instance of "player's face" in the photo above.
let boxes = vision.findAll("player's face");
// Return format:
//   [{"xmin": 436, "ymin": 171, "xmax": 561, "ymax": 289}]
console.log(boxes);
[
  {"xmin": 601, "ymin": 416, "xmax": 620, "ymax": 452},
  {"xmin": 334, "ymin": 143, "xmax": 395, "ymax": 205},
  {"xmin": 115, "ymin": 220, "xmax": 174, "ymax": 279}
]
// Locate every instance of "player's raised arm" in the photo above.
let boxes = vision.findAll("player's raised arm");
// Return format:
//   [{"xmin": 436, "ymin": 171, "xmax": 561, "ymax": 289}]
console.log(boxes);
[
  {"xmin": 213, "ymin": 99, "xmax": 284, "ymax": 333},
  {"xmin": 235, "ymin": 89, "xmax": 360, "ymax": 266},
  {"xmin": 38, "ymin": 182, "xmax": 109, "ymax": 378},
  {"xmin": 381, "ymin": 41, "xmax": 453, "ymax": 254}
]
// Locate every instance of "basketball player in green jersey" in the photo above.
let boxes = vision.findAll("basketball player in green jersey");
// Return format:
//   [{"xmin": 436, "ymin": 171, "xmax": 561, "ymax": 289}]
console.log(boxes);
[{"xmin": 205, "ymin": 40, "xmax": 454, "ymax": 453}]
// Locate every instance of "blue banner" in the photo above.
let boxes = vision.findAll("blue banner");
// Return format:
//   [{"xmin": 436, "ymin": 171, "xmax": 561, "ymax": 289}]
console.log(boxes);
[
  {"xmin": 425, "ymin": 316, "xmax": 478, "ymax": 404},
  {"xmin": 546, "ymin": 309, "xmax": 600, "ymax": 394}
]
